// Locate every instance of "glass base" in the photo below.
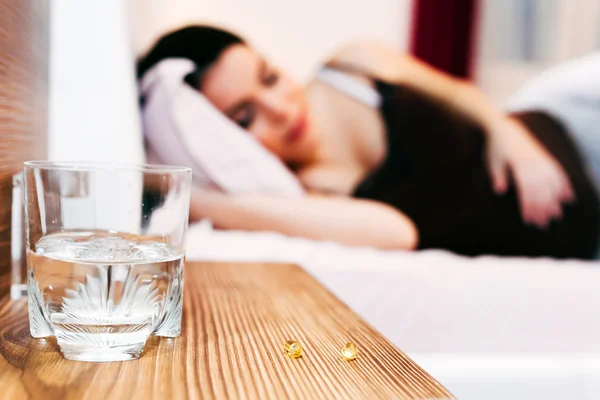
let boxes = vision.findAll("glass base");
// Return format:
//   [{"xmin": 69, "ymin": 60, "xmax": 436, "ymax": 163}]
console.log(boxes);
[{"xmin": 60, "ymin": 343, "xmax": 145, "ymax": 362}]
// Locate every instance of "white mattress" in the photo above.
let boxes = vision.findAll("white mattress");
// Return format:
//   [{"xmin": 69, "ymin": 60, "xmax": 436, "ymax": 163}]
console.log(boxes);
[{"xmin": 186, "ymin": 222, "xmax": 600, "ymax": 399}]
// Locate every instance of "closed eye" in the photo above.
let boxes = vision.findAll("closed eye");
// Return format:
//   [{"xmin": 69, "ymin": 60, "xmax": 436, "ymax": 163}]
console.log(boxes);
[
  {"xmin": 261, "ymin": 60, "xmax": 279, "ymax": 87},
  {"xmin": 233, "ymin": 104, "xmax": 256, "ymax": 130},
  {"xmin": 263, "ymin": 70, "xmax": 279, "ymax": 87}
]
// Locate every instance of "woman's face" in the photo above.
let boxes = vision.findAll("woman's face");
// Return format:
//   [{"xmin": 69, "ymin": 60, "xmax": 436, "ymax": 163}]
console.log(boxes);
[{"xmin": 200, "ymin": 44, "xmax": 318, "ymax": 165}]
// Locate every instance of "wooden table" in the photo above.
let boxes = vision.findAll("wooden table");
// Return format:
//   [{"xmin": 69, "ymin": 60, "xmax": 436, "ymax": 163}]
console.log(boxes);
[{"xmin": 0, "ymin": 262, "xmax": 453, "ymax": 399}]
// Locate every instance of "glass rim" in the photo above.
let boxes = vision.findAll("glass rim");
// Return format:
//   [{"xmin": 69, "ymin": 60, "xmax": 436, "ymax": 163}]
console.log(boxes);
[{"xmin": 23, "ymin": 161, "xmax": 191, "ymax": 174}]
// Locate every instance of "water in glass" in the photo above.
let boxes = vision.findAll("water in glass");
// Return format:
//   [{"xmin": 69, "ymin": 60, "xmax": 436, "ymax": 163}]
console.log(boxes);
[{"xmin": 28, "ymin": 230, "xmax": 184, "ymax": 362}]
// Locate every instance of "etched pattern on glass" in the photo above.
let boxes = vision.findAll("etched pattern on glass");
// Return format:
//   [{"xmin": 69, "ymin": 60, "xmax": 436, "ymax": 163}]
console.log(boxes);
[{"xmin": 28, "ymin": 231, "xmax": 184, "ymax": 362}]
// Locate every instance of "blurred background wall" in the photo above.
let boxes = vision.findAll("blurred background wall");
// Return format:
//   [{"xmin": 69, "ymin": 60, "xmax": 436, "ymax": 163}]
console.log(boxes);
[
  {"xmin": 47, "ymin": 0, "xmax": 600, "ymax": 161},
  {"xmin": 48, "ymin": 0, "xmax": 143, "ymax": 163},
  {"xmin": 128, "ymin": 0, "xmax": 414, "ymax": 82},
  {"xmin": 476, "ymin": 0, "xmax": 600, "ymax": 105}
]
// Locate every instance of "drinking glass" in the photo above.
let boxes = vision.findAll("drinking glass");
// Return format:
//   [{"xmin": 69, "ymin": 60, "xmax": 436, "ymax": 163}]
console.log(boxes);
[{"xmin": 24, "ymin": 161, "xmax": 191, "ymax": 362}]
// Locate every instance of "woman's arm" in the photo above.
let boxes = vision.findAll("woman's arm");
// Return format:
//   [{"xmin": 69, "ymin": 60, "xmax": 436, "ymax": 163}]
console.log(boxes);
[
  {"xmin": 189, "ymin": 188, "xmax": 418, "ymax": 250},
  {"xmin": 330, "ymin": 42, "xmax": 575, "ymax": 228},
  {"xmin": 330, "ymin": 42, "xmax": 503, "ymax": 129}
]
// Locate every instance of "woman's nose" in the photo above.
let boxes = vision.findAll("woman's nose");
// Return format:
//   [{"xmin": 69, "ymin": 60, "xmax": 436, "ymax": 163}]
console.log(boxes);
[{"xmin": 259, "ymin": 91, "xmax": 290, "ymax": 122}]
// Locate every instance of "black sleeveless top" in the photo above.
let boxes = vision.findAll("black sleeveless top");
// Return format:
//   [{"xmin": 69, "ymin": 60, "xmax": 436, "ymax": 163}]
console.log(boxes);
[{"xmin": 353, "ymin": 80, "xmax": 600, "ymax": 259}]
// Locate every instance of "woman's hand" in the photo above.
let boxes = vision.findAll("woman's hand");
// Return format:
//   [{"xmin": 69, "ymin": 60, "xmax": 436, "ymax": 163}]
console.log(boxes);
[{"xmin": 486, "ymin": 117, "xmax": 575, "ymax": 228}]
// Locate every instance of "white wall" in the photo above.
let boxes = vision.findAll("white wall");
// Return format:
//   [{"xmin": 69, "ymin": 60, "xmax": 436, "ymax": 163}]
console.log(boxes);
[
  {"xmin": 476, "ymin": 0, "xmax": 600, "ymax": 106},
  {"xmin": 49, "ymin": 0, "xmax": 144, "ymax": 163},
  {"xmin": 48, "ymin": 1, "xmax": 145, "ymax": 233},
  {"xmin": 130, "ymin": 0, "xmax": 413, "ymax": 82}
]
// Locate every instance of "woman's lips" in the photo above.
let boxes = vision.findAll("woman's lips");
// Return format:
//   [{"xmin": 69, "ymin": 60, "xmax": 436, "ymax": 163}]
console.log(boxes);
[{"xmin": 285, "ymin": 113, "xmax": 307, "ymax": 144}]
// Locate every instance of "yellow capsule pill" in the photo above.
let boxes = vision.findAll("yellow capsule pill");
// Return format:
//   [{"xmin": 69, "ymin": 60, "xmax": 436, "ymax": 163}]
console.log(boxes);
[
  {"xmin": 284, "ymin": 340, "xmax": 303, "ymax": 358},
  {"xmin": 342, "ymin": 342, "xmax": 358, "ymax": 361}
]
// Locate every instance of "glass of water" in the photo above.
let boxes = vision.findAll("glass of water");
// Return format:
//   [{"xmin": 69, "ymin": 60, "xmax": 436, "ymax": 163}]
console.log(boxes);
[{"xmin": 24, "ymin": 161, "xmax": 191, "ymax": 362}]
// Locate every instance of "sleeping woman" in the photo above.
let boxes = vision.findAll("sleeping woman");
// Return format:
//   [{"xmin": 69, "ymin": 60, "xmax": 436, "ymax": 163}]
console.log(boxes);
[{"xmin": 137, "ymin": 26, "xmax": 600, "ymax": 259}]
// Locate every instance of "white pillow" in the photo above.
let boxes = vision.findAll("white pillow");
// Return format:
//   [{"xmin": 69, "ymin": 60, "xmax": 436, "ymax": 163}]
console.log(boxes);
[{"xmin": 140, "ymin": 58, "xmax": 305, "ymax": 196}]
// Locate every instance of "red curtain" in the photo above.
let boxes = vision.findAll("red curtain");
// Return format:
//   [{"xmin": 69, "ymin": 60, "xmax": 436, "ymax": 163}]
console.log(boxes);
[{"xmin": 410, "ymin": 0, "xmax": 479, "ymax": 79}]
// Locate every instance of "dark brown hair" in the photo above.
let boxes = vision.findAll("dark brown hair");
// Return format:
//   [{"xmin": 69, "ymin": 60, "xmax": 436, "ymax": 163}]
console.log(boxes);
[{"xmin": 136, "ymin": 25, "xmax": 244, "ymax": 88}]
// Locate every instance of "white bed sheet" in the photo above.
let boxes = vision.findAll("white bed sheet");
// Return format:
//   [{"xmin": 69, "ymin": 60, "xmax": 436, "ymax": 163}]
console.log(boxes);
[
  {"xmin": 186, "ymin": 222, "xmax": 600, "ymax": 399},
  {"xmin": 187, "ymin": 221, "xmax": 600, "ymax": 354}
]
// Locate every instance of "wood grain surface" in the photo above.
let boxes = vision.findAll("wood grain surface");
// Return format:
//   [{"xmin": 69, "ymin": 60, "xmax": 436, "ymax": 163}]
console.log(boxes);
[
  {"xmin": 0, "ymin": 0, "xmax": 49, "ymax": 276},
  {"xmin": 0, "ymin": 262, "xmax": 453, "ymax": 399}
]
